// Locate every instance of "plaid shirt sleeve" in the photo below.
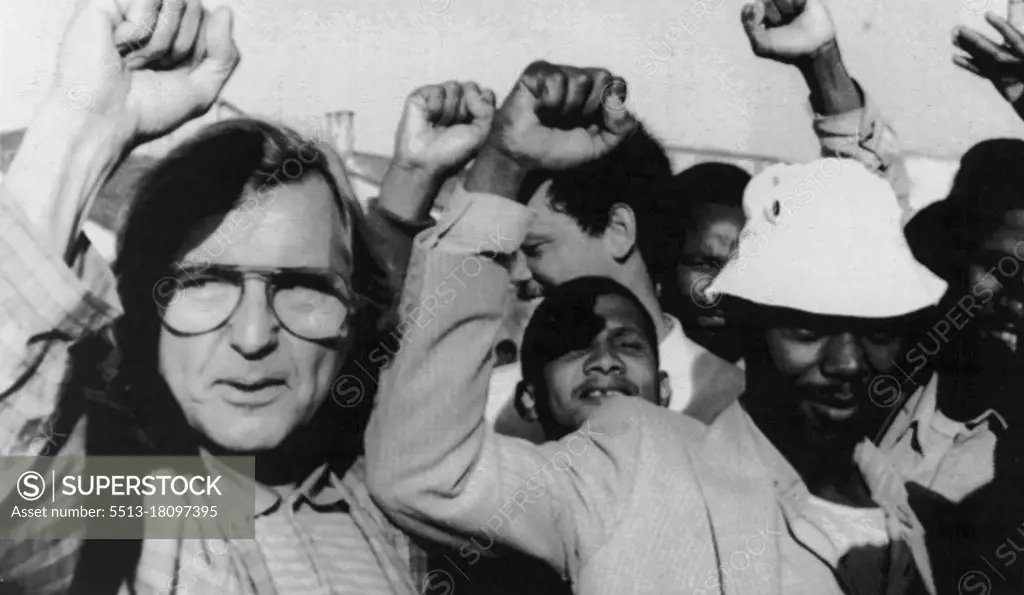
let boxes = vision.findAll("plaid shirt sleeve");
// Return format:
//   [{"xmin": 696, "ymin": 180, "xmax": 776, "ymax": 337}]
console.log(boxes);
[{"xmin": 0, "ymin": 189, "xmax": 122, "ymax": 461}]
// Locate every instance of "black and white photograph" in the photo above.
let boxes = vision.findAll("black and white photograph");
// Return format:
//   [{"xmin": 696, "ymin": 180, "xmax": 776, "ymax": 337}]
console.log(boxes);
[{"xmin": 0, "ymin": 0, "xmax": 1023, "ymax": 593}]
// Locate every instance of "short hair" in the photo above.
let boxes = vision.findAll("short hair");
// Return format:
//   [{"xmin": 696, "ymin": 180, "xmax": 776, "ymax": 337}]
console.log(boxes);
[
  {"xmin": 667, "ymin": 162, "xmax": 750, "ymax": 211},
  {"xmin": 656, "ymin": 162, "xmax": 750, "ymax": 256},
  {"xmin": 109, "ymin": 117, "xmax": 390, "ymax": 453},
  {"xmin": 520, "ymin": 276, "xmax": 658, "ymax": 393},
  {"xmin": 532, "ymin": 125, "xmax": 674, "ymax": 277}
]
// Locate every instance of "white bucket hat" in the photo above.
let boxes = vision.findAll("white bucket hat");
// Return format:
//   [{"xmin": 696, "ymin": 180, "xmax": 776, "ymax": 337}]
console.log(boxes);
[{"xmin": 706, "ymin": 158, "xmax": 947, "ymax": 318}]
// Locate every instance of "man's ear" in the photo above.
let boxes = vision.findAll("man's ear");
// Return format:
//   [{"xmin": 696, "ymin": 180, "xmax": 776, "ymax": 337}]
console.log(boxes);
[
  {"xmin": 602, "ymin": 203, "xmax": 638, "ymax": 261},
  {"xmin": 514, "ymin": 381, "xmax": 540, "ymax": 423},
  {"xmin": 656, "ymin": 370, "xmax": 672, "ymax": 408}
]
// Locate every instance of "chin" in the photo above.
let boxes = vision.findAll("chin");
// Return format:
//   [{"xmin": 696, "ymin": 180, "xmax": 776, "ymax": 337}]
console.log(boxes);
[{"xmin": 195, "ymin": 414, "xmax": 294, "ymax": 453}]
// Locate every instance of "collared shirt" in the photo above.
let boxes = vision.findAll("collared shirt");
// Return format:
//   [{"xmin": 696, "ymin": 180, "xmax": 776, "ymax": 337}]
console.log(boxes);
[
  {"xmin": 708, "ymin": 401, "xmax": 934, "ymax": 595},
  {"xmin": 878, "ymin": 373, "xmax": 1007, "ymax": 503},
  {"xmin": 124, "ymin": 458, "xmax": 421, "ymax": 595},
  {"xmin": 488, "ymin": 314, "xmax": 745, "ymax": 442},
  {"xmin": 0, "ymin": 190, "xmax": 426, "ymax": 595}
]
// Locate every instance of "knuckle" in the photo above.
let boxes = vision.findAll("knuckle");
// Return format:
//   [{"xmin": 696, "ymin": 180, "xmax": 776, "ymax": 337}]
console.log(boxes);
[{"xmin": 547, "ymin": 70, "xmax": 567, "ymax": 86}]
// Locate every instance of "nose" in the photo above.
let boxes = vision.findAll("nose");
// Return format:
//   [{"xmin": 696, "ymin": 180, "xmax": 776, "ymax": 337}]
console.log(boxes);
[
  {"xmin": 228, "ymin": 278, "xmax": 279, "ymax": 358},
  {"xmin": 583, "ymin": 341, "xmax": 625, "ymax": 376},
  {"xmin": 511, "ymin": 251, "xmax": 532, "ymax": 284},
  {"xmin": 820, "ymin": 333, "xmax": 868, "ymax": 381},
  {"xmin": 511, "ymin": 251, "xmax": 545, "ymax": 300},
  {"xmin": 690, "ymin": 274, "xmax": 717, "ymax": 307}
]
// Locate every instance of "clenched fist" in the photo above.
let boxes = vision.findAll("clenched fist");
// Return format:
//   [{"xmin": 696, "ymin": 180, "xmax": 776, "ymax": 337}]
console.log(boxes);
[
  {"xmin": 53, "ymin": 0, "xmax": 240, "ymax": 145},
  {"xmin": 741, "ymin": 0, "xmax": 836, "ymax": 64},
  {"xmin": 392, "ymin": 81, "xmax": 497, "ymax": 177},
  {"xmin": 486, "ymin": 61, "xmax": 639, "ymax": 171}
]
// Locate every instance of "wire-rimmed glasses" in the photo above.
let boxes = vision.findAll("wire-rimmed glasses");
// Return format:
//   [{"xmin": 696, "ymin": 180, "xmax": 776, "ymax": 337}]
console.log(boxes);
[{"xmin": 155, "ymin": 264, "xmax": 354, "ymax": 342}]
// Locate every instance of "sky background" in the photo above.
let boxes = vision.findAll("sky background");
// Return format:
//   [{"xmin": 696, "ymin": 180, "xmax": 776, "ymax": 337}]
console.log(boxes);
[{"xmin": 2, "ymin": 0, "xmax": 1022, "ymax": 162}]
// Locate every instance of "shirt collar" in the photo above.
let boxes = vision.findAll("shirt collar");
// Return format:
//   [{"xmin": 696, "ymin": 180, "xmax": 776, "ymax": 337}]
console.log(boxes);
[
  {"xmin": 255, "ymin": 462, "xmax": 350, "ymax": 517},
  {"xmin": 199, "ymin": 452, "xmax": 350, "ymax": 518},
  {"xmin": 881, "ymin": 374, "xmax": 1008, "ymax": 455}
]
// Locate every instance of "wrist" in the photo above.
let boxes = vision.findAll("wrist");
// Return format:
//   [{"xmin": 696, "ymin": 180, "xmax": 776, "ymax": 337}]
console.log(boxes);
[
  {"xmin": 796, "ymin": 40, "xmax": 861, "ymax": 115},
  {"xmin": 463, "ymin": 143, "xmax": 533, "ymax": 202},
  {"xmin": 378, "ymin": 162, "xmax": 443, "ymax": 222},
  {"xmin": 38, "ymin": 94, "xmax": 136, "ymax": 156}
]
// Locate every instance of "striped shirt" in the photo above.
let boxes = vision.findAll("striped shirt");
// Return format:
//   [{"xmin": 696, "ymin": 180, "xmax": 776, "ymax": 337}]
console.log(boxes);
[{"xmin": 0, "ymin": 189, "xmax": 427, "ymax": 595}]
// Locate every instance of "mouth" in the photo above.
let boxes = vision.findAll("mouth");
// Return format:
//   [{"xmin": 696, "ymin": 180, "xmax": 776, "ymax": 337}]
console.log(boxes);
[
  {"xmin": 696, "ymin": 315, "xmax": 727, "ymax": 329},
  {"xmin": 807, "ymin": 389, "xmax": 860, "ymax": 423},
  {"xmin": 216, "ymin": 378, "xmax": 287, "ymax": 408},
  {"xmin": 808, "ymin": 400, "xmax": 859, "ymax": 423},
  {"xmin": 573, "ymin": 380, "xmax": 639, "ymax": 402}
]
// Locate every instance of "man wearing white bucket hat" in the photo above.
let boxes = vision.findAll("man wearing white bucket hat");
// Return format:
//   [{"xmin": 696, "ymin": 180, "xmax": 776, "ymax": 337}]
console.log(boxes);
[
  {"xmin": 701, "ymin": 157, "xmax": 947, "ymax": 594},
  {"xmin": 368, "ymin": 57, "xmax": 946, "ymax": 591}
]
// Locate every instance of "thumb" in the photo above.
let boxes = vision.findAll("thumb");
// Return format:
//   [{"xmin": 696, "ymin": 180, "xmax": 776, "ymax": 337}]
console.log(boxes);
[
  {"xmin": 504, "ymin": 71, "xmax": 543, "ymax": 118},
  {"xmin": 600, "ymin": 93, "xmax": 638, "ymax": 142},
  {"xmin": 464, "ymin": 87, "xmax": 495, "ymax": 126},
  {"xmin": 741, "ymin": 0, "xmax": 770, "ymax": 51},
  {"xmin": 188, "ymin": 7, "xmax": 240, "ymax": 106}
]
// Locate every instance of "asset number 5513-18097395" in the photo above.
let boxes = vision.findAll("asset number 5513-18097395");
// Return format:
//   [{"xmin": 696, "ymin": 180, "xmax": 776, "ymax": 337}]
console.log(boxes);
[{"xmin": 109, "ymin": 505, "xmax": 219, "ymax": 518}]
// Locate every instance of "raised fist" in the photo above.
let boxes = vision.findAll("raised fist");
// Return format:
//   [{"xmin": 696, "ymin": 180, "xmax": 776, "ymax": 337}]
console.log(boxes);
[
  {"xmin": 742, "ymin": 0, "xmax": 837, "ymax": 64},
  {"xmin": 392, "ymin": 81, "xmax": 497, "ymax": 177},
  {"xmin": 53, "ymin": 0, "xmax": 241, "ymax": 145},
  {"xmin": 486, "ymin": 61, "xmax": 638, "ymax": 171}
]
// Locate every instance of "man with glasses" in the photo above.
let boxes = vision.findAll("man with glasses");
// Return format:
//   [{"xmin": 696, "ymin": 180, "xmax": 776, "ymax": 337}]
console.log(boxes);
[{"xmin": 0, "ymin": 0, "xmax": 496, "ymax": 592}]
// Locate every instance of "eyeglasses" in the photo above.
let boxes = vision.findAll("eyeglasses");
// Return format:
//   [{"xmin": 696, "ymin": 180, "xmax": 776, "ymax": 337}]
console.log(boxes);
[{"xmin": 155, "ymin": 264, "xmax": 355, "ymax": 341}]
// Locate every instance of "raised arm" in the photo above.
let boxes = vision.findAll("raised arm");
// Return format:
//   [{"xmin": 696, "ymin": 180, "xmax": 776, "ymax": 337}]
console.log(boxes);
[
  {"xmin": 0, "ymin": 0, "xmax": 239, "ymax": 453},
  {"xmin": 742, "ymin": 0, "xmax": 907, "ymax": 196},
  {"xmin": 365, "ymin": 62, "xmax": 646, "ymax": 579},
  {"xmin": 367, "ymin": 82, "xmax": 497, "ymax": 299}
]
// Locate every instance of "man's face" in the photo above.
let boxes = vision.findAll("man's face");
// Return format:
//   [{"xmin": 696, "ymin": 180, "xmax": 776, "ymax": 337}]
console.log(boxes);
[
  {"xmin": 964, "ymin": 210, "xmax": 1024, "ymax": 373},
  {"xmin": 761, "ymin": 317, "xmax": 908, "ymax": 446},
  {"xmin": 537, "ymin": 294, "xmax": 667, "ymax": 437},
  {"xmin": 520, "ymin": 181, "xmax": 618, "ymax": 291},
  {"xmin": 158, "ymin": 175, "xmax": 351, "ymax": 452},
  {"xmin": 674, "ymin": 203, "xmax": 744, "ymax": 360}
]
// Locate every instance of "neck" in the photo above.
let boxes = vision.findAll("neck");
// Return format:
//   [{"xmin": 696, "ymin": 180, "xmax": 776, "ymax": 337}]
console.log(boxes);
[{"xmin": 201, "ymin": 404, "xmax": 362, "ymax": 490}]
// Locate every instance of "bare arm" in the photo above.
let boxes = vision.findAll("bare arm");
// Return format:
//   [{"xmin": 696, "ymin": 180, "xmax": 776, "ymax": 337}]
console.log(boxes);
[{"xmin": 742, "ymin": 0, "xmax": 907, "ymax": 196}]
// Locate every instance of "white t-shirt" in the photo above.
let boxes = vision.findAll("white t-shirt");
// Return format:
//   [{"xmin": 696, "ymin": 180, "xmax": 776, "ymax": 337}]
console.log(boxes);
[{"xmin": 803, "ymin": 495, "xmax": 891, "ymax": 595}]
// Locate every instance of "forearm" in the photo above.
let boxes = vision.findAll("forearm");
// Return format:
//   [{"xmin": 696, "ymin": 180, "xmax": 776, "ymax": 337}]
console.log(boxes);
[
  {"xmin": 796, "ymin": 41, "xmax": 861, "ymax": 116},
  {"xmin": 378, "ymin": 164, "xmax": 445, "ymax": 222},
  {"xmin": 1, "ymin": 98, "xmax": 132, "ymax": 263},
  {"xmin": 463, "ymin": 145, "xmax": 532, "ymax": 201},
  {"xmin": 364, "ymin": 192, "xmax": 436, "ymax": 314}
]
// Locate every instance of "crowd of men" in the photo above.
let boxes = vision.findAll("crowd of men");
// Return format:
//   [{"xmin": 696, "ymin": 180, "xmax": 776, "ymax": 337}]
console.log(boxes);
[{"xmin": 1, "ymin": 0, "xmax": 1023, "ymax": 593}]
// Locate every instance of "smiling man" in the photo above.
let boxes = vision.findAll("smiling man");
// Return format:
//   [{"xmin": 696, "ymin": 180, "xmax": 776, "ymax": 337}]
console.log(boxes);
[
  {"xmin": 706, "ymin": 158, "xmax": 947, "ymax": 594},
  {"xmin": 513, "ymin": 276, "xmax": 670, "ymax": 441}
]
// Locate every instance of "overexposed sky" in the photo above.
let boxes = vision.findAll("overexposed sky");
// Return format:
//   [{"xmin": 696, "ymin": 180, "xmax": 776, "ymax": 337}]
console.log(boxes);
[{"xmin": 2, "ymin": 0, "xmax": 1021, "ymax": 161}]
